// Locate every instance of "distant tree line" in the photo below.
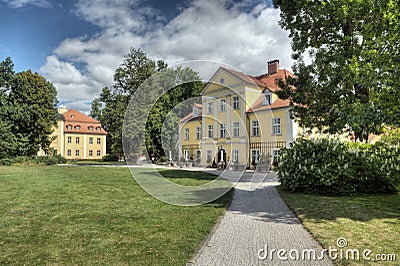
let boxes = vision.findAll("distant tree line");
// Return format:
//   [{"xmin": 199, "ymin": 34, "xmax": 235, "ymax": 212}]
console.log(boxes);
[{"xmin": 0, "ymin": 57, "xmax": 58, "ymax": 159}]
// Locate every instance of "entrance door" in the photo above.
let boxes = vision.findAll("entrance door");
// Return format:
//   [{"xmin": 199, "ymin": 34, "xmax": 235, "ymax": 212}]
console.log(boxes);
[{"xmin": 217, "ymin": 148, "xmax": 227, "ymax": 164}]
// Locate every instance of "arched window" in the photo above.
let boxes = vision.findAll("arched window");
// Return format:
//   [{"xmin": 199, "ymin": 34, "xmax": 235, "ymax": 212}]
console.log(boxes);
[{"xmin": 75, "ymin": 125, "xmax": 81, "ymax": 130}]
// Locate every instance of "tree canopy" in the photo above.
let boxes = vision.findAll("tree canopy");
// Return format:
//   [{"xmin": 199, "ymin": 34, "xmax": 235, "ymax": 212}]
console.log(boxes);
[
  {"xmin": 0, "ymin": 57, "xmax": 58, "ymax": 158},
  {"xmin": 274, "ymin": 0, "xmax": 400, "ymax": 142}
]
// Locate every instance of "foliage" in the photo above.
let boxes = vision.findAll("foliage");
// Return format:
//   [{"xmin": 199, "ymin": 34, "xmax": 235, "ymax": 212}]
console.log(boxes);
[
  {"xmin": 0, "ymin": 57, "xmax": 58, "ymax": 158},
  {"xmin": 274, "ymin": 0, "xmax": 400, "ymax": 142},
  {"xmin": 101, "ymin": 154, "xmax": 119, "ymax": 162},
  {"xmin": 0, "ymin": 155, "xmax": 67, "ymax": 166},
  {"xmin": 277, "ymin": 138, "xmax": 400, "ymax": 195},
  {"xmin": 380, "ymin": 127, "xmax": 400, "ymax": 146}
]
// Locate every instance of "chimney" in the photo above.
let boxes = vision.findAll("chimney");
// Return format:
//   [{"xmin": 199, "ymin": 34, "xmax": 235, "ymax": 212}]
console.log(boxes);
[{"xmin": 267, "ymin": 59, "xmax": 279, "ymax": 75}]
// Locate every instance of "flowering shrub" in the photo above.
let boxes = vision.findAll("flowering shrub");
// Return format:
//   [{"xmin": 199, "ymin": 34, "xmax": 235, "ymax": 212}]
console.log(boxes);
[{"xmin": 277, "ymin": 138, "xmax": 400, "ymax": 195}]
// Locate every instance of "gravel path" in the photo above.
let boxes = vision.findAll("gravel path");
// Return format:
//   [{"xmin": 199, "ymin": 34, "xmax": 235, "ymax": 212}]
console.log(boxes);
[{"xmin": 188, "ymin": 171, "xmax": 333, "ymax": 266}]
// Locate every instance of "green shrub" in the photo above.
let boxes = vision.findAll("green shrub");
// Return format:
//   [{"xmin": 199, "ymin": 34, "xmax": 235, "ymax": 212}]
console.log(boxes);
[
  {"xmin": 0, "ymin": 158, "xmax": 13, "ymax": 166},
  {"xmin": 43, "ymin": 157, "xmax": 59, "ymax": 165},
  {"xmin": 277, "ymin": 138, "xmax": 400, "ymax": 195},
  {"xmin": 102, "ymin": 154, "xmax": 119, "ymax": 162},
  {"xmin": 54, "ymin": 154, "xmax": 67, "ymax": 164}
]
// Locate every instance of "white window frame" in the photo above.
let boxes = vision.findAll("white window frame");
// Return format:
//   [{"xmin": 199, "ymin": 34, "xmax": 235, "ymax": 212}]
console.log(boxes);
[
  {"xmin": 232, "ymin": 149, "xmax": 239, "ymax": 163},
  {"xmin": 75, "ymin": 149, "xmax": 80, "ymax": 156},
  {"xmin": 89, "ymin": 137, "xmax": 93, "ymax": 144},
  {"xmin": 184, "ymin": 128, "xmax": 189, "ymax": 140},
  {"xmin": 196, "ymin": 127, "xmax": 201, "ymax": 140},
  {"xmin": 220, "ymin": 123, "xmax": 226, "ymax": 138},
  {"xmin": 67, "ymin": 149, "xmax": 71, "ymax": 156},
  {"xmin": 233, "ymin": 122, "xmax": 240, "ymax": 137},
  {"xmin": 220, "ymin": 99, "xmax": 226, "ymax": 112},
  {"xmin": 272, "ymin": 148, "xmax": 280, "ymax": 164},
  {"xmin": 67, "ymin": 136, "xmax": 71, "ymax": 143},
  {"xmin": 233, "ymin": 96, "xmax": 240, "ymax": 110},
  {"xmin": 76, "ymin": 137, "xmax": 80, "ymax": 144},
  {"xmin": 263, "ymin": 93, "xmax": 272, "ymax": 105},
  {"xmin": 252, "ymin": 120, "xmax": 260, "ymax": 136},
  {"xmin": 196, "ymin": 150, "xmax": 201, "ymax": 159},
  {"xmin": 97, "ymin": 150, "xmax": 101, "ymax": 156},
  {"xmin": 89, "ymin": 150, "xmax": 93, "ymax": 156},
  {"xmin": 97, "ymin": 138, "xmax": 101, "ymax": 144},
  {"xmin": 272, "ymin": 118, "xmax": 281, "ymax": 135},
  {"xmin": 208, "ymin": 102, "xmax": 213, "ymax": 114},
  {"xmin": 252, "ymin": 149, "xmax": 260, "ymax": 164},
  {"xmin": 208, "ymin": 125, "xmax": 213, "ymax": 138}
]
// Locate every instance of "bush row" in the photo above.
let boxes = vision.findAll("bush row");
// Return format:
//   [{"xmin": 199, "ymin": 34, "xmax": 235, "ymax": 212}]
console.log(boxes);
[
  {"xmin": 0, "ymin": 154, "xmax": 67, "ymax": 166},
  {"xmin": 277, "ymin": 138, "xmax": 400, "ymax": 195}
]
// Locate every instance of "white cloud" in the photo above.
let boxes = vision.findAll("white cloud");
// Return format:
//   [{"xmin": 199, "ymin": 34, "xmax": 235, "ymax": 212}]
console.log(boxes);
[
  {"xmin": 2, "ymin": 0, "xmax": 52, "ymax": 8},
  {"xmin": 40, "ymin": 0, "xmax": 293, "ymax": 113}
]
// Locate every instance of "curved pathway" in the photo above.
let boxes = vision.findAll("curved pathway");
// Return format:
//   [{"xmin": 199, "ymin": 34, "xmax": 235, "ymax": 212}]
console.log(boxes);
[{"xmin": 188, "ymin": 171, "xmax": 333, "ymax": 266}]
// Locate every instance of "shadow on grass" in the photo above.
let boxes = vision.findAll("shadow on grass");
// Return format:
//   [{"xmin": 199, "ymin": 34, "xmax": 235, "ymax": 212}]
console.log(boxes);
[{"xmin": 277, "ymin": 186, "xmax": 400, "ymax": 222}]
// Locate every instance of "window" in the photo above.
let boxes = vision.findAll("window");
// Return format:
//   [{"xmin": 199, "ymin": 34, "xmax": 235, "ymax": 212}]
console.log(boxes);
[
  {"xmin": 233, "ymin": 96, "xmax": 240, "ymax": 109},
  {"xmin": 272, "ymin": 118, "xmax": 281, "ymax": 135},
  {"xmin": 220, "ymin": 99, "xmax": 226, "ymax": 112},
  {"xmin": 96, "ymin": 127, "xmax": 101, "ymax": 132},
  {"xmin": 97, "ymin": 150, "xmax": 101, "ymax": 156},
  {"xmin": 67, "ymin": 149, "xmax": 71, "ymax": 156},
  {"xmin": 252, "ymin": 149, "xmax": 260, "ymax": 164},
  {"xmin": 184, "ymin": 150, "xmax": 189, "ymax": 160},
  {"xmin": 263, "ymin": 93, "xmax": 271, "ymax": 105},
  {"xmin": 252, "ymin": 120, "xmax": 260, "ymax": 136},
  {"xmin": 89, "ymin": 137, "xmax": 93, "ymax": 144},
  {"xmin": 88, "ymin": 126, "xmax": 94, "ymax": 131},
  {"xmin": 97, "ymin": 138, "xmax": 101, "ymax": 144},
  {"xmin": 273, "ymin": 149, "xmax": 280, "ymax": 164},
  {"xmin": 206, "ymin": 150, "xmax": 213, "ymax": 162},
  {"xmin": 67, "ymin": 136, "xmax": 71, "ymax": 143},
  {"xmin": 196, "ymin": 127, "xmax": 201, "ymax": 140},
  {"xmin": 53, "ymin": 149, "xmax": 57, "ymax": 156},
  {"xmin": 67, "ymin": 125, "xmax": 72, "ymax": 130},
  {"xmin": 232, "ymin": 149, "xmax": 239, "ymax": 163},
  {"xmin": 76, "ymin": 150, "xmax": 80, "ymax": 156},
  {"xmin": 208, "ymin": 125, "xmax": 213, "ymax": 138},
  {"xmin": 233, "ymin": 122, "xmax": 240, "ymax": 137},
  {"xmin": 184, "ymin": 128, "xmax": 189, "ymax": 140},
  {"xmin": 196, "ymin": 150, "xmax": 201, "ymax": 159},
  {"xmin": 89, "ymin": 150, "xmax": 93, "ymax": 156},
  {"xmin": 220, "ymin": 123, "xmax": 226, "ymax": 138},
  {"xmin": 193, "ymin": 107, "xmax": 198, "ymax": 117},
  {"xmin": 75, "ymin": 125, "xmax": 81, "ymax": 130},
  {"xmin": 76, "ymin": 137, "xmax": 80, "ymax": 144},
  {"xmin": 208, "ymin": 102, "xmax": 213, "ymax": 114}
]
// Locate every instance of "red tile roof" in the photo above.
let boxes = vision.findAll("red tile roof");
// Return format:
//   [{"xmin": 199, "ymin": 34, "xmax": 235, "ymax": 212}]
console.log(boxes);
[
  {"xmin": 61, "ymin": 109, "xmax": 107, "ymax": 135},
  {"xmin": 246, "ymin": 95, "xmax": 291, "ymax": 113},
  {"xmin": 255, "ymin": 69, "xmax": 295, "ymax": 93}
]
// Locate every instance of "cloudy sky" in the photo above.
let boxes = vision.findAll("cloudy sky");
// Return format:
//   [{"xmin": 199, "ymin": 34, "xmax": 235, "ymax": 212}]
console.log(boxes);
[{"xmin": 0, "ymin": 0, "xmax": 293, "ymax": 113}]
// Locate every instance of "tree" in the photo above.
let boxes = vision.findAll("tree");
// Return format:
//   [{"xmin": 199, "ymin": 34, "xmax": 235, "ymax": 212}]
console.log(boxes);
[
  {"xmin": 89, "ymin": 98, "xmax": 102, "ymax": 121},
  {"xmin": 273, "ymin": 0, "xmax": 400, "ymax": 142},
  {"xmin": 8, "ymin": 70, "xmax": 58, "ymax": 155}
]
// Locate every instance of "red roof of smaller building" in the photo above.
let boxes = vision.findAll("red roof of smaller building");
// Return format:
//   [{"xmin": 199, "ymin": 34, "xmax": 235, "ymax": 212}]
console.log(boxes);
[{"xmin": 61, "ymin": 109, "xmax": 107, "ymax": 135}]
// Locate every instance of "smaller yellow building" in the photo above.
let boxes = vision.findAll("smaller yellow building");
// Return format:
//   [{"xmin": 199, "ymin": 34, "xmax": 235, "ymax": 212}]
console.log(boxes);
[{"xmin": 38, "ymin": 107, "xmax": 107, "ymax": 159}]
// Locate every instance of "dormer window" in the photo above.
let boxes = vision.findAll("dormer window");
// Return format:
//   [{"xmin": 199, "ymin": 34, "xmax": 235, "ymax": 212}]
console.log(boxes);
[
  {"xmin": 70, "ymin": 115, "xmax": 75, "ymax": 118},
  {"xmin": 96, "ymin": 127, "xmax": 101, "ymax": 132},
  {"xmin": 75, "ymin": 125, "xmax": 81, "ymax": 130},
  {"xmin": 67, "ymin": 125, "xmax": 72, "ymax": 130},
  {"xmin": 263, "ymin": 92, "xmax": 272, "ymax": 105},
  {"xmin": 193, "ymin": 106, "xmax": 198, "ymax": 117},
  {"xmin": 88, "ymin": 126, "xmax": 94, "ymax": 131}
]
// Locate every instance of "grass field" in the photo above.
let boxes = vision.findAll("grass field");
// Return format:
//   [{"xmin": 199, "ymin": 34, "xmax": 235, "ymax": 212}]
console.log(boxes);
[
  {"xmin": 0, "ymin": 166, "xmax": 233, "ymax": 265},
  {"xmin": 277, "ymin": 187, "xmax": 400, "ymax": 265}
]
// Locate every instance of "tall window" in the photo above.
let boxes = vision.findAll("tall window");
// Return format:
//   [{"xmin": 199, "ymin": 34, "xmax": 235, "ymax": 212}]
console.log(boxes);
[
  {"xmin": 272, "ymin": 118, "xmax": 281, "ymax": 135},
  {"xmin": 89, "ymin": 137, "xmax": 93, "ymax": 144},
  {"xmin": 184, "ymin": 128, "xmax": 189, "ymax": 140},
  {"xmin": 208, "ymin": 125, "xmax": 213, "ymax": 138},
  {"xmin": 263, "ymin": 93, "xmax": 271, "ymax": 105},
  {"xmin": 206, "ymin": 150, "xmax": 213, "ymax": 162},
  {"xmin": 196, "ymin": 127, "xmax": 201, "ymax": 140},
  {"xmin": 220, "ymin": 123, "xmax": 226, "ymax": 138},
  {"xmin": 233, "ymin": 122, "xmax": 240, "ymax": 137},
  {"xmin": 208, "ymin": 102, "xmax": 213, "ymax": 114},
  {"xmin": 252, "ymin": 149, "xmax": 260, "ymax": 164},
  {"xmin": 67, "ymin": 149, "xmax": 71, "ymax": 156},
  {"xmin": 97, "ymin": 150, "xmax": 101, "ymax": 156},
  {"xmin": 220, "ymin": 99, "xmax": 226, "ymax": 112},
  {"xmin": 273, "ymin": 149, "xmax": 280, "ymax": 164},
  {"xmin": 76, "ymin": 150, "xmax": 80, "ymax": 156},
  {"xmin": 67, "ymin": 136, "xmax": 71, "ymax": 143},
  {"xmin": 97, "ymin": 138, "xmax": 101, "ymax": 144},
  {"xmin": 232, "ymin": 149, "xmax": 239, "ymax": 163},
  {"xmin": 252, "ymin": 120, "xmax": 260, "ymax": 136},
  {"xmin": 196, "ymin": 150, "xmax": 201, "ymax": 159},
  {"xmin": 76, "ymin": 137, "xmax": 80, "ymax": 144},
  {"xmin": 89, "ymin": 150, "xmax": 93, "ymax": 156},
  {"xmin": 233, "ymin": 96, "xmax": 240, "ymax": 109}
]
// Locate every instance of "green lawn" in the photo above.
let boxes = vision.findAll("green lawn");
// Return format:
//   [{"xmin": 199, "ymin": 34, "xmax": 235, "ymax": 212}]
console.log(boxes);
[
  {"xmin": 277, "ymin": 187, "xmax": 400, "ymax": 265},
  {"xmin": 0, "ymin": 166, "xmax": 233, "ymax": 265}
]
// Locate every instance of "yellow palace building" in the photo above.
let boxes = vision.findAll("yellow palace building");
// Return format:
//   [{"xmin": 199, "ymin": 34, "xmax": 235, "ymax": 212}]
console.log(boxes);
[
  {"xmin": 178, "ymin": 60, "xmax": 299, "ymax": 169},
  {"xmin": 38, "ymin": 107, "xmax": 107, "ymax": 159}
]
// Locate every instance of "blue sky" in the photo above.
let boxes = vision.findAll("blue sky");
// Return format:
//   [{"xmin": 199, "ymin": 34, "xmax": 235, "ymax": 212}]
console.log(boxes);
[{"xmin": 0, "ymin": 0, "xmax": 292, "ymax": 113}]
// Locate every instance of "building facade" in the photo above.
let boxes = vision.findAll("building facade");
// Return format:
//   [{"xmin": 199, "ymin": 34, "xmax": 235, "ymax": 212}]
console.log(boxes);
[
  {"xmin": 178, "ymin": 60, "xmax": 298, "ymax": 168},
  {"xmin": 38, "ymin": 107, "xmax": 107, "ymax": 159}
]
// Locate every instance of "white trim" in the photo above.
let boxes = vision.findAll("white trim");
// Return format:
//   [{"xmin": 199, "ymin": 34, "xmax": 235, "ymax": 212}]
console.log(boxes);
[{"xmin": 83, "ymin": 134, "xmax": 87, "ymax": 159}]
